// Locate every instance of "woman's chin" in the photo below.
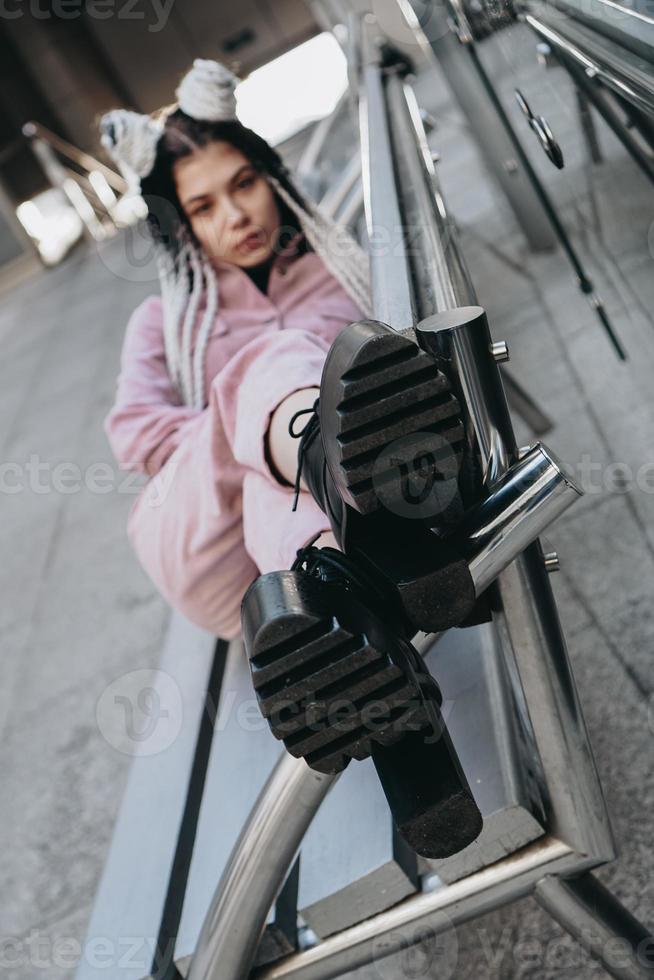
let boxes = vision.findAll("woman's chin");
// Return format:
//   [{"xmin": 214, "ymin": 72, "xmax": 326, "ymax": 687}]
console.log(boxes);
[{"xmin": 232, "ymin": 244, "xmax": 274, "ymax": 268}]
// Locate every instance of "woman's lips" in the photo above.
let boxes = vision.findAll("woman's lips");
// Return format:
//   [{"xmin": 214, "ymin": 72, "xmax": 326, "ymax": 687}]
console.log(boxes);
[{"xmin": 238, "ymin": 232, "xmax": 266, "ymax": 252}]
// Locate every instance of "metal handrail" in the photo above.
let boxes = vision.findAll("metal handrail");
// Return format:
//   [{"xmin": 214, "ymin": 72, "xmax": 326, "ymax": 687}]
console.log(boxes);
[
  {"xmin": 361, "ymin": 23, "xmax": 613, "ymax": 861},
  {"xmin": 184, "ymin": 10, "xmax": 654, "ymax": 980},
  {"xmin": 21, "ymin": 120, "xmax": 135, "ymax": 244},
  {"xmin": 523, "ymin": 12, "xmax": 654, "ymax": 184},
  {"xmin": 187, "ymin": 755, "xmax": 335, "ymax": 980},
  {"xmin": 22, "ymin": 121, "xmax": 128, "ymax": 193},
  {"xmin": 524, "ymin": 12, "xmax": 654, "ymax": 120}
]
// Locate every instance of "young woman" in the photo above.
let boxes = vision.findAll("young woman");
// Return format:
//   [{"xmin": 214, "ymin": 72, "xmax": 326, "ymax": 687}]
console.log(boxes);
[{"xmin": 101, "ymin": 59, "xmax": 481, "ymax": 858}]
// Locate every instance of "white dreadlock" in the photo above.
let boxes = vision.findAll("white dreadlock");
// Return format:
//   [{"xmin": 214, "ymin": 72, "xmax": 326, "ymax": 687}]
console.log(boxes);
[
  {"xmin": 268, "ymin": 177, "xmax": 372, "ymax": 319},
  {"xmin": 156, "ymin": 236, "xmax": 220, "ymax": 409},
  {"xmin": 101, "ymin": 59, "xmax": 373, "ymax": 410}
]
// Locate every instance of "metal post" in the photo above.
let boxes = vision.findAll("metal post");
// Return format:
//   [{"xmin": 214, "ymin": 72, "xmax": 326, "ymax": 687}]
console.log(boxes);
[
  {"xmin": 255, "ymin": 838, "xmax": 578, "ymax": 979},
  {"xmin": 187, "ymin": 755, "xmax": 335, "ymax": 980},
  {"xmin": 360, "ymin": 40, "xmax": 615, "ymax": 863},
  {"xmin": 185, "ymin": 15, "xmax": 643, "ymax": 980},
  {"xmin": 536, "ymin": 873, "xmax": 654, "ymax": 980},
  {"xmin": 318, "ymin": 152, "xmax": 361, "ymax": 218},
  {"xmin": 576, "ymin": 87, "xmax": 604, "ymax": 165},
  {"xmin": 525, "ymin": 14, "xmax": 654, "ymax": 185},
  {"xmin": 395, "ymin": 0, "xmax": 557, "ymax": 251},
  {"xmin": 359, "ymin": 43, "xmax": 416, "ymax": 328},
  {"xmin": 297, "ymin": 91, "xmax": 349, "ymax": 183},
  {"xmin": 458, "ymin": 443, "xmax": 582, "ymax": 594},
  {"xmin": 25, "ymin": 133, "xmax": 107, "ymax": 242}
]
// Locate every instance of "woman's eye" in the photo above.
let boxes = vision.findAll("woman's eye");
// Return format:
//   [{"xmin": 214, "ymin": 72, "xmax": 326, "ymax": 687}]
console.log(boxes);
[
  {"xmin": 193, "ymin": 203, "xmax": 211, "ymax": 216},
  {"xmin": 237, "ymin": 176, "xmax": 255, "ymax": 190}
]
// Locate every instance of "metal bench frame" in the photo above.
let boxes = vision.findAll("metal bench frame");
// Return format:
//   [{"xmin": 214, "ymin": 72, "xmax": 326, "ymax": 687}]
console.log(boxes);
[{"xmin": 184, "ymin": 10, "xmax": 654, "ymax": 980}]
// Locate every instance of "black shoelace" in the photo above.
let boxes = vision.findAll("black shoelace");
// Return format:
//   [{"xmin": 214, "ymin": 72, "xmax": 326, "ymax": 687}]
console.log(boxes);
[
  {"xmin": 288, "ymin": 397, "xmax": 320, "ymax": 512},
  {"xmin": 292, "ymin": 538, "xmax": 399, "ymax": 620},
  {"xmin": 292, "ymin": 539, "xmax": 421, "ymax": 645}
]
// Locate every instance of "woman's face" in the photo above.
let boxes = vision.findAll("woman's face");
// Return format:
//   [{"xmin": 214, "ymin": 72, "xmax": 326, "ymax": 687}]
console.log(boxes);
[{"xmin": 173, "ymin": 140, "xmax": 282, "ymax": 268}]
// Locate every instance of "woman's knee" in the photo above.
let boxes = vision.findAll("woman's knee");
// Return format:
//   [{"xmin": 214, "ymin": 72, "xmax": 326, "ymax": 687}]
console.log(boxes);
[
  {"xmin": 171, "ymin": 580, "xmax": 246, "ymax": 639},
  {"xmin": 126, "ymin": 489, "xmax": 255, "ymax": 639}
]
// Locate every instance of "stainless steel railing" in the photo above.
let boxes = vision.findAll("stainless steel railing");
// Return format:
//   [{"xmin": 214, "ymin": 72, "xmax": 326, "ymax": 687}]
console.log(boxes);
[
  {"xmin": 183, "ymin": 11, "xmax": 627, "ymax": 980},
  {"xmin": 364, "ymin": 27, "xmax": 612, "ymax": 860},
  {"xmin": 523, "ymin": 9, "xmax": 654, "ymax": 182},
  {"xmin": 22, "ymin": 120, "xmax": 131, "ymax": 242}
]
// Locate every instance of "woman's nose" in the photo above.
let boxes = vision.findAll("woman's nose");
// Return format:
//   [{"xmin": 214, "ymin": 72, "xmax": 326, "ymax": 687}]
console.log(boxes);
[{"xmin": 224, "ymin": 197, "xmax": 247, "ymax": 228}]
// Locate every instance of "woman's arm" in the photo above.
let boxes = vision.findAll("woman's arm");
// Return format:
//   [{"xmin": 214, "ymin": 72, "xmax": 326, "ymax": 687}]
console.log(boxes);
[{"xmin": 104, "ymin": 295, "xmax": 204, "ymax": 477}]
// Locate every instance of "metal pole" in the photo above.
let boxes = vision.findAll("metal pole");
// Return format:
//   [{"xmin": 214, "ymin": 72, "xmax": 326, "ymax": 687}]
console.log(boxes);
[
  {"xmin": 367, "ymin": 53, "xmax": 615, "ymax": 863},
  {"xmin": 536, "ymin": 873, "xmax": 654, "ymax": 980},
  {"xmin": 385, "ymin": 74, "xmax": 475, "ymax": 312},
  {"xmin": 26, "ymin": 135, "xmax": 107, "ymax": 242},
  {"xmin": 256, "ymin": 838, "xmax": 578, "ymax": 979},
  {"xmin": 461, "ymin": 442, "xmax": 582, "ymax": 594},
  {"xmin": 319, "ymin": 152, "xmax": 361, "ymax": 218},
  {"xmin": 187, "ymin": 755, "xmax": 336, "ymax": 980},
  {"xmin": 359, "ymin": 40, "xmax": 416, "ymax": 329},
  {"xmin": 408, "ymin": 0, "xmax": 626, "ymax": 358},
  {"xmin": 297, "ymin": 91, "xmax": 349, "ymax": 182},
  {"xmin": 394, "ymin": 0, "xmax": 557, "ymax": 252},
  {"xmin": 576, "ymin": 87, "xmax": 604, "ymax": 166},
  {"xmin": 525, "ymin": 15, "xmax": 654, "ymax": 185}
]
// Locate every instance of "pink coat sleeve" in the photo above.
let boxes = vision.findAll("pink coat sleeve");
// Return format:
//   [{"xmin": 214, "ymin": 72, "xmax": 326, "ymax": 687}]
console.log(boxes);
[{"xmin": 104, "ymin": 295, "xmax": 203, "ymax": 476}]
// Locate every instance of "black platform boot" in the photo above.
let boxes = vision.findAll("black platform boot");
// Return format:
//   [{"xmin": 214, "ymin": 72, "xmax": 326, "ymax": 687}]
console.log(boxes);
[
  {"xmin": 288, "ymin": 319, "xmax": 477, "ymax": 635},
  {"xmin": 241, "ymin": 541, "xmax": 483, "ymax": 859}
]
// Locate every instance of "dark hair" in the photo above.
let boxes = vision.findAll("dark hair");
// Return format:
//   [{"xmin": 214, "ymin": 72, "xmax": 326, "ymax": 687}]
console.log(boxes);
[{"xmin": 139, "ymin": 108, "xmax": 311, "ymax": 262}]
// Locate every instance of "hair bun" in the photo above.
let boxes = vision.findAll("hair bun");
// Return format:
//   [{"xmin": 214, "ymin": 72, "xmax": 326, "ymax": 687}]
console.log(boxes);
[
  {"xmin": 175, "ymin": 59, "xmax": 239, "ymax": 122},
  {"xmin": 99, "ymin": 109, "xmax": 162, "ymax": 179}
]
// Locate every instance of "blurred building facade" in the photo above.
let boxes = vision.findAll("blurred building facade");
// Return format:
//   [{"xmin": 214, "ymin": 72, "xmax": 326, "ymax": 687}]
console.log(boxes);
[{"xmin": 0, "ymin": 0, "xmax": 319, "ymax": 206}]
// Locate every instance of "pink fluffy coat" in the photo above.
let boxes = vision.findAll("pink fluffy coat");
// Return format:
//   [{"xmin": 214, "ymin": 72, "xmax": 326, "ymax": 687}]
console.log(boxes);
[{"xmin": 104, "ymin": 243, "xmax": 364, "ymax": 638}]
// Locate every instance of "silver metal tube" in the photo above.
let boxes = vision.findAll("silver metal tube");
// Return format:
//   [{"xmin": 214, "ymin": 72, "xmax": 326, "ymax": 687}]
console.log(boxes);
[
  {"xmin": 28, "ymin": 137, "xmax": 107, "ymax": 242},
  {"xmin": 360, "ymin": 43, "xmax": 415, "ymax": 329},
  {"xmin": 493, "ymin": 558, "xmax": 616, "ymax": 862},
  {"xmin": 297, "ymin": 90, "xmax": 349, "ymax": 181},
  {"xmin": 385, "ymin": 73, "xmax": 476, "ymax": 315},
  {"xmin": 536, "ymin": 874, "xmax": 654, "ymax": 980},
  {"xmin": 188, "ymin": 755, "xmax": 336, "ymax": 980},
  {"xmin": 462, "ymin": 444, "xmax": 582, "ymax": 594},
  {"xmin": 333, "ymin": 178, "xmax": 364, "ymax": 228},
  {"xmin": 417, "ymin": 306, "xmax": 515, "ymax": 491},
  {"xmin": 188, "ymin": 24, "xmax": 615, "ymax": 980},
  {"xmin": 257, "ymin": 838, "xmax": 578, "ymax": 979},
  {"xmin": 319, "ymin": 152, "xmax": 361, "ymax": 219},
  {"xmin": 384, "ymin": 67, "xmax": 614, "ymax": 863},
  {"xmin": 393, "ymin": 0, "xmax": 556, "ymax": 252},
  {"xmin": 384, "ymin": 82, "xmax": 514, "ymax": 482},
  {"xmin": 524, "ymin": 13, "xmax": 654, "ymax": 119}
]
